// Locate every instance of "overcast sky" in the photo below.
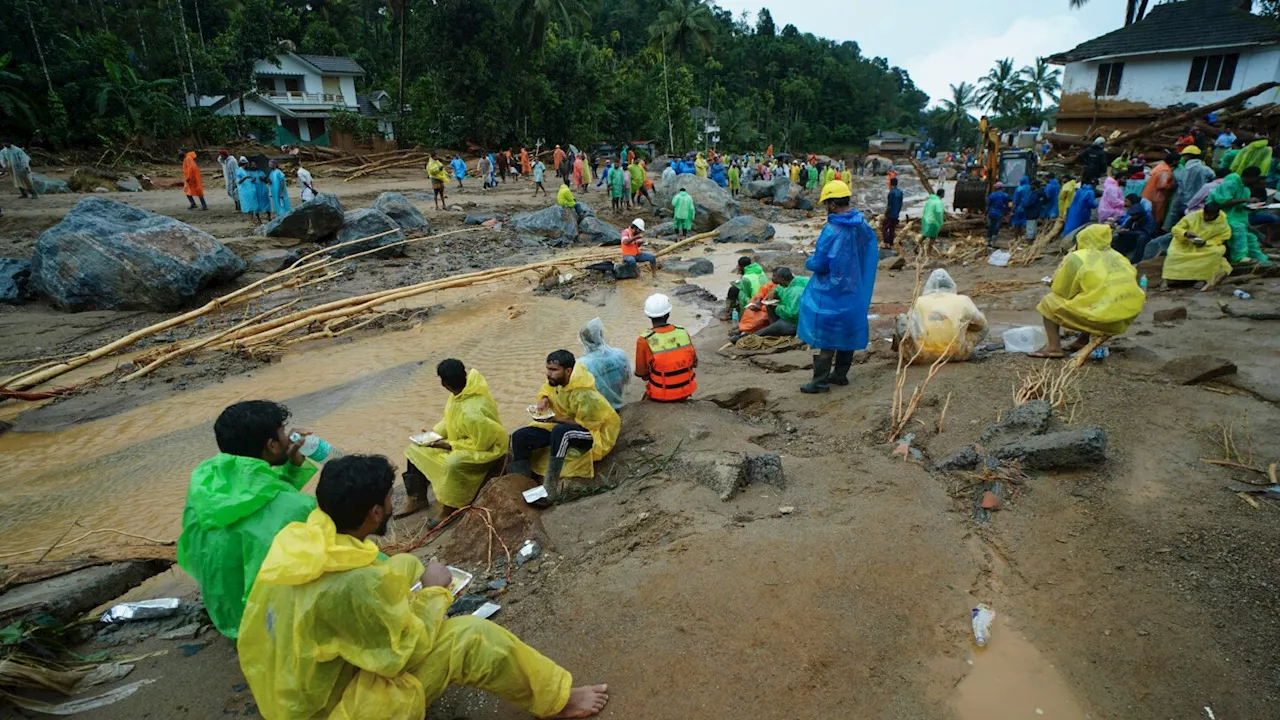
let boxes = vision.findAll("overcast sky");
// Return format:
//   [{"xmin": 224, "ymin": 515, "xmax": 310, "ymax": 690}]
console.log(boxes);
[{"xmin": 714, "ymin": 0, "xmax": 1128, "ymax": 106}]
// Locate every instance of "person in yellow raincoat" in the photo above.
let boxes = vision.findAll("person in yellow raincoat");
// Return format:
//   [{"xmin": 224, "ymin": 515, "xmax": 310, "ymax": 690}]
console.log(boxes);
[
  {"xmin": 509, "ymin": 350, "xmax": 620, "ymax": 503},
  {"xmin": 557, "ymin": 179, "xmax": 576, "ymax": 208},
  {"xmin": 238, "ymin": 455, "xmax": 610, "ymax": 720},
  {"xmin": 789, "ymin": 162, "xmax": 801, "ymax": 184},
  {"xmin": 402, "ymin": 360, "xmax": 508, "ymax": 520},
  {"xmin": 694, "ymin": 152, "xmax": 709, "ymax": 178},
  {"xmin": 1163, "ymin": 202, "xmax": 1233, "ymax": 284},
  {"xmin": 1030, "ymin": 224, "xmax": 1146, "ymax": 358},
  {"xmin": 840, "ymin": 166, "xmax": 852, "ymax": 185},
  {"xmin": 426, "ymin": 154, "xmax": 449, "ymax": 210},
  {"xmin": 894, "ymin": 269, "xmax": 988, "ymax": 363},
  {"xmin": 1057, "ymin": 176, "xmax": 1079, "ymax": 219}
]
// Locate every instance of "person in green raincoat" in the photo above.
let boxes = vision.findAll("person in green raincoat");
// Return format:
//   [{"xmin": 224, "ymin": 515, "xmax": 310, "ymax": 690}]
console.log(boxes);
[
  {"xmin": 726, "ymin": 255, "xmax": 768, "ymax": 316},
  {"xmin": 806, "ymin": 164, "xmax": 819, "ymax": 190},
  {"xmin": 1209, "ymin": 172, "xmax": 1270, "ymax": 264},
  {"xmin": 671, "ymin": 186, "xmax": 695, "ymax": 238},
  {"xmin": 1230, "ymin": 139, "xmax": 1272, "ymax": 176},
  {"xmin": 921, "ymin": 188, "xmax": 946, "ymax": 252},
  {"xmin": 176, "ymin": 401, "xmax": 318, "ymax": 638},
  {"xmin": 608, "ymin": 163, "xmax": 626, "ymax": 213}
]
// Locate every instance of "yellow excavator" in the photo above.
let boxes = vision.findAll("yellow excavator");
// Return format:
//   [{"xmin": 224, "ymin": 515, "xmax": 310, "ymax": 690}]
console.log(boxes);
[{"xmin": 953, "ymin": 119, "xmax": 1038, "ymax": 214}]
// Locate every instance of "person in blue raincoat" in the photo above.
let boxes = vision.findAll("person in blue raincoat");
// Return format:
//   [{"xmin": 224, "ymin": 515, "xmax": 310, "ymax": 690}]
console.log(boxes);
[
  {"xmin": 236, "ymin": 156, "xmax": 263, "ymax": 223},
  {"xmin": 250, "ymin": 160, "xmax": 272, "ymax": 221},
  {"xmin": 451, "ymin": 155, "xmax": 467, "ymax": 189},
  {"xmin": 1010, "ymin": 176, "xmax": 1031, "ymax": 232},
  {"xmin": 1062, "ymin": 181, "xmax": 1098, "ymax": 237},
  {"xmin": 268, "ymin": 160, "xmax": 291, "ymax": 216},
  {"xmin": 797, "ymin": 180, "xmax": 878, "ymax": 394},
  {"xmin": 710, "ymin": 160, "xmax": 728, "ymax": 188},
  {"xmin": 1043, "ymin": 175, "xmax": 1061, "ymax": 220}
]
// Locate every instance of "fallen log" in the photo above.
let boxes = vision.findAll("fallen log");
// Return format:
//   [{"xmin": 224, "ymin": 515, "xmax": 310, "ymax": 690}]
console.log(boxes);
[
  {"xmin": 1109, "ymin": 82, "xmax": 1280, "ymax": 147},
  {"xmin": 938, "ymin": 217, "xmax": 987, "ymax": 238},
  {"xmin": 908, "ymin": 158, "xmax": 935, "ymax": 196},
  {"xmin": 343, "ymin": 154, "xmax": 430, "ymax": 181}
]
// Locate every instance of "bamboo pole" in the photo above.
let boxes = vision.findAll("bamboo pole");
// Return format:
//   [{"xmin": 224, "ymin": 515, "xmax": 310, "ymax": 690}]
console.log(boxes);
[
  {"xmin": 343, "ymin": 155, "xmax": 429, "ymax": 181},
  {"xmin": 908, "ymin": 157, "xmax": 934, "ymax": 196},
  {"xmin": 118, "ymin": 299, "xmax": 300, "ymax": 381}
]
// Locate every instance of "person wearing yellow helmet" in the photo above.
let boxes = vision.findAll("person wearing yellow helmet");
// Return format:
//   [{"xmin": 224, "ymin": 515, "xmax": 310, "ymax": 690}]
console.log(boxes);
[{"xmin": 797, "ymin": 180, "xmax": 878, "ymax": 393}]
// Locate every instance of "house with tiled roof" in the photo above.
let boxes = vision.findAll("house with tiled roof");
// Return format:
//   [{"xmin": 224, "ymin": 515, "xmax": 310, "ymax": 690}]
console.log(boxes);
[
  {"xmin": 191, "ymin": 52, "xmax": 386, "ymax": 146},
  {"xmin": 1047, "ymin": 0, "xmax": 1280, "ymax": 135}
]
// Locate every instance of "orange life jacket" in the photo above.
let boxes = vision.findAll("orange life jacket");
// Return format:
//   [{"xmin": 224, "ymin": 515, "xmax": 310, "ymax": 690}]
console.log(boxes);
[{"xmin": 643, "ymin": 326, "xmax": 696, "ymax": 401}]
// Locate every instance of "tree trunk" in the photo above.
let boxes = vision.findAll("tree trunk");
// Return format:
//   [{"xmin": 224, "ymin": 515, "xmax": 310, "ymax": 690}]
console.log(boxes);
[
  {"xmin": 23, "ymin": 0, "xmax": 54, "ymax": 95},
  {"xmin": 192, "ymin": 0, "xmax": 205, "ymax": 48},
  {"xmin": 397, "ymin": 0, "xmax": 407, "ymax": 130},
  {"xmin": 136, "ymin": 3, "xmax": 149, "ymax": 68},
  {"xmin": 174, "ymin": 0, "xmax": 199, "ymax": 96},
  {"xmin": 163, "ymin": 0, "xmax": 192, "ymax": 117}
]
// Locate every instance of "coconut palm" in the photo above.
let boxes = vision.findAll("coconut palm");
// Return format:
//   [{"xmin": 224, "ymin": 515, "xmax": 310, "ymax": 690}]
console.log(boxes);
[
  {"xmin": 648, "ymin": 0, "xmax": 716, "ymax": 62},
  {"xmin": 940, "ymin": 81, "xmax": 977, "ymax": 129},
  {"xmin": 1068, "ymin": 0, "xmax": 1152, "ymax": 27},
  {"xmin": 1021, "ymin": 58, "xmax": 1062, "ymax": 110},
  {"xmin": 977, "ymin": 58, "xmax": 1022, "ymax": 116},
  {"xmin": 510, "ymin": 0, "xmax": 592, "ymax": 54}
]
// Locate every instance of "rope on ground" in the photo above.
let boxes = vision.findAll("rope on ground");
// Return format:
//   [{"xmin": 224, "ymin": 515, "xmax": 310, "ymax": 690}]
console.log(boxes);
[{"xmin": 733, "ymin": 335, "xmax": 796, "ymax": 351}]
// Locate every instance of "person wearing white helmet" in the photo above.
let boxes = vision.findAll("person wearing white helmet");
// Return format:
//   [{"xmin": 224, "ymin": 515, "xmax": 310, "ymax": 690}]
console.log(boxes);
[
  {"xmin": 620, "ymin": 218, "xmax": 658, "ymax": 274},
  {"xmin": 635, "ymin": 294, "xmax": 697, "ymax": 402}
]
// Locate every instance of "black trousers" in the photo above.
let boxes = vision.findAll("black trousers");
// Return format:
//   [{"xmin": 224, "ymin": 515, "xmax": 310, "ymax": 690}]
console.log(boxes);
[{"xmin": 511, "ymin": 423, "xmax": 593, "ymax": 461}]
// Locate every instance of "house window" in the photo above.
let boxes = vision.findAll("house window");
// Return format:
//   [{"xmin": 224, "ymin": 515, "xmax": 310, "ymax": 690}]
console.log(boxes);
[
  {"xmin": 256, "ymin": 77, "xmax": 276, "ymax": 94},
  {"xmin": 1187, "ymin": 53, "xmax": 1239, "ymax": 92},
  {"xmin": 1095, "ymin": 62, "xmax": 1123, "ymax": 97}
]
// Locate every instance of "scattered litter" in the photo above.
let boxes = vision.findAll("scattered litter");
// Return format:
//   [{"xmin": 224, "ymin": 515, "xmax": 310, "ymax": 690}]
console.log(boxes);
[
  {"xmin": 516, "ymin": 539, "xmax": 542, "ymax": 565},
  {"xmin": 100, "ymin": 598, "xmax": 181, "ymax": 623},
  {"xmin": 1089, "ymin": 347, "xmax": 1110, "ymax": 360},
  {"xmin": 487, "ymin": 579, "xmax": 509, "ymax": 591},
  {"xmin": 1041, "ymin": 276, "xmax": 1053, "ymax": 284},
  {"xmin": 891, "ymin": 433, "xmax": 922, "ymax": 461},
  {"xmin": 971, "ymin": 604, "xmax": 995, "ymax": 647},
  {"xmin": 778, "ymin": 506, "xmax": 795, "ymax": 515},
  {"xmin": 1233, "ymin": 289, "xmax": 1252, "ymax": 300},
  {"xmin": 522, "ymin": 485, "xmax": 549, "ymax": 504},
  {"xmin": 1205, "ymin": 707, "xmax": 1216, "ymax": 719},
  {"xmin": 447, "ymin": 567, "xmax": 473, "ymax": 597},
  {"xmin": 1001, "ymin": 326, "xmax": 1047, "ymax": 354},
  {"xmin": 987, "ymin": 249, "xmax": 1011, "ymax": 267},
  {"xmin": 472, "ymin": 602, "xmax": 502, "ymax": 620},
  {"xmin": 409, "ymin": 431, "xmax": 443, "ymax": 446},
  {"xmin": 980, "ymin": 491, "xmax": 1001, "ymax": 510}
]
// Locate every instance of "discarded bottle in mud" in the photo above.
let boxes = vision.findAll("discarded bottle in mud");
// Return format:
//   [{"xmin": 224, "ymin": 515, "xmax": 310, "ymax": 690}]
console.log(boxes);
[
  {"xmin": 971, "ymin": 604, "xmax": 995, "ymax": 647},
  {"xmin": 731, "ymin": 308, "xmax": 739, "ymax": 325},
  {"xmin": 1090, "ymin": 347, "xmax": 1110, "ymax": 360},
  {"xmin": 1234, "ymin": 289, "xmax": 1252, "ymax": 300},
  {"xmin": 290, "ymin": 432, "xmax": 344, "ymax": 463},
  {"xmin": 1138, "ymin": 274, "xmax": 1148, "ymax": 291}
]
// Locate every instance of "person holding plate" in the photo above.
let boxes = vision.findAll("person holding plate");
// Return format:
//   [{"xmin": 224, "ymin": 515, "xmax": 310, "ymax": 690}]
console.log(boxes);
[{"xmin": 401, "ymin": 359, "xmax": 508, "ymax": 521}]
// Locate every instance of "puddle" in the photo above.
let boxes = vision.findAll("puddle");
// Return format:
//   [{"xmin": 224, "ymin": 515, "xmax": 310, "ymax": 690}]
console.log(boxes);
[
  {"xmin": 951, "ymin": 614, "xmax": 1091, "ymax": 719},
  {"xmin": 0, "ymin": 257, "xmax": 753, "ymax": 558}
]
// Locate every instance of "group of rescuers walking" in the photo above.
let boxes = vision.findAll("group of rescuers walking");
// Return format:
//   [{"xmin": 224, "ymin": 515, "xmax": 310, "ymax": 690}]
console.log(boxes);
[{"xmin": 171, "ymin": 176, "xmax": 1147, "ymax": 719}]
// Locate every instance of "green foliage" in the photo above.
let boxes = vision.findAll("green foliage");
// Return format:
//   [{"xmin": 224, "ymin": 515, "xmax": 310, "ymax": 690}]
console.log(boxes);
[{"xmin": 329, "ymin": 107, "xmax": 381, "ymax": 142}]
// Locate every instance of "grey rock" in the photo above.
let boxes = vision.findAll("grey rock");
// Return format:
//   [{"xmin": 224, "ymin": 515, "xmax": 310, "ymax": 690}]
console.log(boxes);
[
  {"xmin": 878, "ymin": 255, "xmax": 905, "ymax": 271},
  {"xmin": 754, "ymin": 250, "xmax": 809, "ymax": 274},
  {"xmin": 579, "ymin": 217, "xmax": 622, "ymax": 245},
  {"xmin": 31, "ymin": 173, "xmax": 70, "ymax": 194},
  {"xmin": 0, "ymin": 258, "xmax": 32, "ymax": 303},
  {"xmin": 30, "ymin": 197, "xmax": 244, "ymax": 311},
  {"xmin": 878, "ymin": 248, "xmax": 899, "ymax": 260},
  {"xmin": 247, "ymin": 248, "xmax": 302, "ymax": 274},
  {"xmin": 756, "ymin": 241, "xmax": 798, "ymax": 251},
  {"xmin": 745, "ymin": 179, "xmax": 779, "ymax": 200},
  {"xmin": 159, "ymin": 623, "xmax": 202, "ymax": 641},
  {"xmin": 745, "ymin": 453, "xmax": 785, "ymax": 488},
  {"xmin": 690, "ymin": 422, "xmax": 712, "ymax": 440},
  {"xmin": 979, "ymin": 400, "xmax": 1053, "ymax": 447},
  {"xmin": 509, "ymin": 205, "xmax": 579, "ymax": 239},
  {"xmin": 115, "ymin": 177, "xmax": 142, "ymax": 192},
  {"xmin": 675, "ymin": 450, "xmax": 748, "ymax": 501},
  {"xmin": 264, "ymin": 192, "xmax": 345, "ymax": 242},
  {"xmin": 518, "ymin": 234, "xmax": 545, "ymax": 248},
  {"xmin": 774, "ymin": 180, "xmax": 803, "ymax": 207},
  {"xmin": 795, "ymin": 197, "xmax": 814, "ymax": 211},
  {"xmin": 573, "ymin": 202, "xmax": 596, "ymax": 221},
  {"xmin": 328, "ymin": 209, "xmax": 406, "ymax": 259},
  {"xmin": 993, "ymin": 427, "xmax": 1108, "ymax": 470},
  {"xmin": 464, "ymin": 212, "xmax": 503, "ymax": 225},
  {"xmin": 1161, "ymin": 354, "xmax": 1237, "ymax": 385},
  {"xmin": 649, "ymin": 221, "xmax": 678, "ymax": 238},
  {"xmin": 934, "ymin": 445, "xmax": 980, "ymax": 472},
  {"xmin": 655, "ymin": 174, "xmax": 740, "ymax": 231},
  {"xmin": 371, "ymin": 192, "xmax": 429, "ymax": 230},
  {"xmin": 613, "ymin": 261, "xmax": 639, "ymax": 280},
  {"xmin": 715, "ymin": 215, "xmax": 775, "ymax": 244},
  {"xmin": 664, "ymin": 257, "xmax": 715, "ymax": 276}
]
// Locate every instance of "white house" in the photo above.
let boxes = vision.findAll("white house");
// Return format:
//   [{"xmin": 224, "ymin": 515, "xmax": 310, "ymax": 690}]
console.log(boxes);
[
  {"xmin": 1048, "ymin": 0, "xmax": 1280, "ymax": 136},
  {"xmin": 191, "ymin": 52, "xmax": 371, "ymax": 146},
  {"xmin": 867, "ymin": 131, "xmax": 919, "ymax": 154}
]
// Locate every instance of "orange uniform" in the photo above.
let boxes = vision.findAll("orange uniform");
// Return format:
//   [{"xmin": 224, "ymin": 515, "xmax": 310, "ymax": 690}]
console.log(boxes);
[
  {"xmin": 182, "ymin": 151, "xmax": 204, "ymax": 196},
  {"xmin": 635, "ymin": 325, "xmax": 697, "ymax": 402},
  {"xmin": 738, "ymin": 282, "xmax": 776, "ymax": 333},
  {"xmin": 621, "ymin": 228, "xmax": 641, "ymax": 257}
]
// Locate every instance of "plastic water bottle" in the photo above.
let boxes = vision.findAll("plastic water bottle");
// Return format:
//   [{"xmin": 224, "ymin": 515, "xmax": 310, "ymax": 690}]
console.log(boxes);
[
  {"xmin": 1234, "ymin": 289, "xmax": 1253, "ymax": 300},
  {"xmin": 1090, "ymin": 347, "xmax": 1110, "ymax": 360},
  {"xmin": 971, "ymin": 604, "xmax": 995, "ymax": 647},
  {"xmin": 1138, "ymin": 274, "xmax": 1148, "ymax": 291},
  {"xmin": 731, "ymin": 308, "xmax": 740, "ymax": 324},
  {"xmin": 290, "ymin": 432, "xmax": 343, "ymax": 463}
]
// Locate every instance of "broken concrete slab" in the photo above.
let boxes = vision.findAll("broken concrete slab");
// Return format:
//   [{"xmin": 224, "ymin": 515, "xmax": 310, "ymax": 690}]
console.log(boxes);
[
  {"xmin": 1161, "ymin": 354, "xmax": 1237, "ymax": 385},
  {"xmin": 673, "ymin": 450, "xmax": 748, "ymax": 500},
  {"xmin": 749, "ymin": 350, "xmax": 813, "ymax": 373},
  {"xmin": 992, "ymin": 427, "xmax": 1107, "ymax": 470},
  {"xmin": 878, "ymin": 255, "xmax": 905, "ymax": 271},
  {"xmin": 1152, "ymin": 306, "xmax": 1187, "ymax": 323},
  {"xmin": 979, "ymin": 400, "xmax": 1052, "ymax": 447},
  {"xmin": 0, "ymin": 561, "xmax": 170, "ymax": 624},
  {"xmin": 745, "ymin": 453, "xmax": 785, "ymax": 489}
]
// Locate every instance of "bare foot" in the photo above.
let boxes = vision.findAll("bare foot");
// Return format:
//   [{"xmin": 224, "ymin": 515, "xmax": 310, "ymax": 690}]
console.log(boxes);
[{"xmin": 553, "ymin": 684, "xmax": 609, "ymax": 718}]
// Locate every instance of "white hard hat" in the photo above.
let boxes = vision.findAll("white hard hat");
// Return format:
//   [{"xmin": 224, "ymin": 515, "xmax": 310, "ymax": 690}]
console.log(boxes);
[
  {"xmin": 644, "ymin": 293, "xmax": 672, "ymax": 318},
  {"xmin": 631, "ymin": 218, "xmax": 645, "ymax": 231}
]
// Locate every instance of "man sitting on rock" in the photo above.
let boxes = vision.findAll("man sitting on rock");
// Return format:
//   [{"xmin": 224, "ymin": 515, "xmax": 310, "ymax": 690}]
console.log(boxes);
[
  {"xmin": 510, "ymin": 350, "xmax": 621, "ymax": 503},
  {"xmin": 238, "ymin": 454, "xmax": 609, "ymax": 720},
  {"xmin": 402, "ymin": 359, "xmax": 508, "ymax": 523},
  {"xmin": 176, "ymin": 400, "xmax": 317, "ymax": 638},
  {"xmin": 620, "ymin": 219, "xmax": 658, "ymax": 274}
]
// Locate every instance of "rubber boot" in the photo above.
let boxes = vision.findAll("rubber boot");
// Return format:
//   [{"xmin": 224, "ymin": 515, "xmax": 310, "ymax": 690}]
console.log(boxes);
[
  {"xmin": 829, "ymin": 351, "xmax": 854, "ymax": 386},
  {"xmin": 396, "ymin": 466, "xmax": 431, "ymax": 517},
  {"xmin": 542, "ymin": 455, "xmax": 565, "ymax": 504},
  {"xmin": 800, "ymin": 353, "xmax": 832, "ymax": 394},
  {"xmin": 508, "ymin": 457, "xmax": 532, "ymax": 478}
]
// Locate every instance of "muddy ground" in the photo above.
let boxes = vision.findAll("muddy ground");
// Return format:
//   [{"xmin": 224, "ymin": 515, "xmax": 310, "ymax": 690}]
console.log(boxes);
[{"xmin": 1, "ymin": 160, "xmax": 1278, "ymax": 719}]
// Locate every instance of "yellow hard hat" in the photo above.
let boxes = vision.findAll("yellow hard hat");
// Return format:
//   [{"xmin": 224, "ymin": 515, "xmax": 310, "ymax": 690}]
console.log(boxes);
[
  {"xmin": 1182, "ymin": 145, "xmax": 1202, "ymax": 155},
  {"xmin": 819, "ymin": 180, "xmax": 852, "ymax": 203}
]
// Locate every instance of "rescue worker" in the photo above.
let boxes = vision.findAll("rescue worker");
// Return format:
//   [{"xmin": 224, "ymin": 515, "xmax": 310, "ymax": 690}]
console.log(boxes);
[
  {"xmin": 510, "ymin": 350, "xmax": 620, "ymax": 503},
  {"xmin": 620, "ymin": 218, "xmax": 658, "ymax": 274},
  {"xmin": 1163, "ymin": 203, "xmax": 1233, "ymax": 285},
  {"xmin": 238, "ymin": 455, "xmax": 610, "ymax": 720},
  {"xmin": 176, "ymin": 401, "xmax": 317, "ymax": 638},
  {"xmin": 1030, "ymin": 224, "xmax": 1146, "ymax": 358},
  {"xmin": 749, "ymin": 267, "xmax": 809, "ymax": 337},
  {"xmin": 894, "ymin": 269, "xmax": 988, "ymax": 363},
  {"xmin": 798, "ymin": 181, "xmax": 878, "ymax": 393},
  {"xmin": 725, "ymin": 255, "xmax": 768, "ymax": 318},
  {"xmin": 401, "ymin": 359, "xmax": 508, "ymax": 522},
  {"xmin": 921, "ymin": 188, "xmax": 945, "ymax": 254},
  {"xmin": 635, "ymin": 293, "xmax": 697, "ymax": 402},
  {"xmin": 671, "ymin": 186, "xmax": 695, "ymax": 239}
]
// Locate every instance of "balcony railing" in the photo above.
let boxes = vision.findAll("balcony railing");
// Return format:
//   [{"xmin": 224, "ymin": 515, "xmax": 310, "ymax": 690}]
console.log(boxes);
[{"xmin": 262, "ymin": 91, "xmax": 348, "ymax": 106}]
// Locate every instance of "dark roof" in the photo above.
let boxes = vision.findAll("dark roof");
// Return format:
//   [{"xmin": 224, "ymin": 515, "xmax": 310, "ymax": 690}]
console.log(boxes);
[
  {"xmin": 1049, "ymin": 0, "xmax": 1280, "ymax": 63},
  {"xmin": 296, "ymin": 54, "xmax": 366, "ymax": 75}
]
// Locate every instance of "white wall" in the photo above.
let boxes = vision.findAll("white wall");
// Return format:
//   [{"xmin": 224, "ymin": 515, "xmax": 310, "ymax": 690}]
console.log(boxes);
[
  {"xmin": 255, "ymin": 54, "xmax": 319, "ymax": 93},
  {"xmin": 1061, "ymin": 44, "xmax": 1280, "ymax": 108},
  {"xmin": 339, "ymin": 76, "xmax": 358, "ymax": 108},
  {"xmin": 212, "ymin": 96, "xmax": 283, "ymax": 119}
]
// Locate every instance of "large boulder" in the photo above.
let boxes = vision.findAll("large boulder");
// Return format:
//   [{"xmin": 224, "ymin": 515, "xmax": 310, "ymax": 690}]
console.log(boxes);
[
  {"xmin": 745, "ymin": 179, "xmax": 777, "ymax": 200},
  {"xmin": 247, "ymin": 249, "xmax": 303, "ymax": 274},
  {"xmin": 573, "ymin": 202, "xmax": 596, "ymax": 221},
  {"xmin": 371, "ymin": 192, "xmax": 429, "ymax": 231},
  {"xmin": 649, "ymin": 221, "xmax": 678, "ymax": 238},
  {"xmin": 0, "ymin": 259, "xmax": 33, "ymax": 303},
  {"xmin": 774, "ymin": 180, "xmax": 803, "ymax": 207},
  {"xmin": 31, "ymin": 174, "xmax": 70, "ymax": 194},
  {"xmin": 264, "ymin": 192, "xmax": 345, "ymax": 242},
  {"xmin": 115, "ymin": 177, "xmax": 142, "ymax": 193},
  {"xmin": 655, "ymin": 174, "xmax": 739, "ymax": 231},
  {"xmin": 579, "ymin": 216, "xmax": 622, "ymax": 245},
  {"xmin": 714, "ymin": 216, "xmax": 775, "ymax": 243},
  {"xmin": 754, "ymin": 250, "xmax": 810, "ymax": 274},
  {"xmin": 509, "ymin": 205, "xmax": 578, "ymax": 240},
  {"xmin": 30, "ymin": 197, "xmax": 244, "ymax": 311},
  {"xmin": 328, "ymin": 209, "xmax": 406, "ymax": 259}
]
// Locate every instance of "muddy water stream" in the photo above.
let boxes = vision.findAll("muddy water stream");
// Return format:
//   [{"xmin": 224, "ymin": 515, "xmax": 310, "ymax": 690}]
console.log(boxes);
[{"xmin": 0, "ymin": 240, "xmax": 779, "ymax": 558}]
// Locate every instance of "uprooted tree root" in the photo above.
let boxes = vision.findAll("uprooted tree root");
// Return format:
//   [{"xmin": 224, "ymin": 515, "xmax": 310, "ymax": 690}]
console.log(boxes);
[{"xmin": 1013, "ymin": 361, "xmax": 1085, "ymax": 420}]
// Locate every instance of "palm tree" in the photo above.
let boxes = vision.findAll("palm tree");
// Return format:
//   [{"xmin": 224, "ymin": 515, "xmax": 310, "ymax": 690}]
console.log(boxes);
[
  {"xmin": 1021, "ymin": 58, "xmax": 1062, "ymax": 110},
  {"xmin": 0, "ymin": 53, "xmax": 36, "ymax": 129},
  {"xmin": 1068, "ymin": 0, "xmax": 1151, "ymax": 27},
  {"xmin": 95, "ymin": 59, "xmax": 177, "ymax": 132},
  {"xmin": 940, "ymin": 81, "xmax": 977, "ymax": 130},
  {"xmin": 509, "ymin": 0, "xmax": 592, "ymax": 55},
  {"xmin": 978, "ymin": 58, "xmax": 1022, "ymax": 116},
  {"xmin": 647, "ymin": 0, "xmax": 716, "ymax": 62}
]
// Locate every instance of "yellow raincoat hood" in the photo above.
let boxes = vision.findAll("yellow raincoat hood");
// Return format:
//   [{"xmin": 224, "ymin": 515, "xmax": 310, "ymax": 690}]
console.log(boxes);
[
  {"xmin": 255, "ymin": 508, "xmax": 381, "ymax": 586},
  {"xmin": 1037, "ymin": 224, "xmax": 1145, "ymax": 336},
  {"xmin": 531, "ymin": 363, "xmax": 620, "ymax": 479}
]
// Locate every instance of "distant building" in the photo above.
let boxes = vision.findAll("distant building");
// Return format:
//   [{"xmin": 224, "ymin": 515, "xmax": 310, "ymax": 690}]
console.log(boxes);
[
  {"xmin": 867, "ymin": 131, "xmax": 920, "ymax": 154},
  {"xmin": 691, "ymin": 107, "xmax": 720, "ymax": 148},
  {"xmin": 191, "ymin": 52, "xmax": 397, "ymax": 146},
  {"xmin": 1047, "ymin": 0, "xmax": 1280, "ymax": 136}
]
